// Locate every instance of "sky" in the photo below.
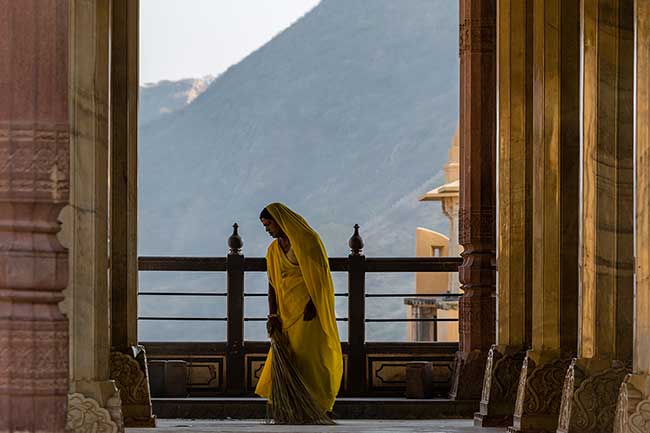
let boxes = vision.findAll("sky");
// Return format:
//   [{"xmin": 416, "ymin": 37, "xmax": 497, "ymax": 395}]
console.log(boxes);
[{"xmin": 139, "ymin": 0, "xmax": 321, "ymax": 84}]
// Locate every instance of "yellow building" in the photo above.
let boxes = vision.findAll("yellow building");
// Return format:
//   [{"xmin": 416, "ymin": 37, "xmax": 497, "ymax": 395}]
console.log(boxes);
[{"xmin": 405, "ymin": 127, "xmax": 461, "ymax": 342}]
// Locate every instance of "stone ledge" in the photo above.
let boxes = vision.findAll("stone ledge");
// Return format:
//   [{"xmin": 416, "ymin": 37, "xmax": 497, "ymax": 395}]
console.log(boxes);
[{"xmin": 152, "ymin": 397, "xmax": 479, "ymax": 420}]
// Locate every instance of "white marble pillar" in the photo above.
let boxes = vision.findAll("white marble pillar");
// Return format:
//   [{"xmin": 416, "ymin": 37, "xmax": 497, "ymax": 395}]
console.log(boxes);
[
  {"xmin": 557, "ymin": 1, "xmax": 634, "ymax": 432},
  {"xmin": 60, "ymin": 1, "xmax": 124, "ymax": 432},
  {"xmin": 107, "ymin": 0, "xmax": 155, "ymax": 427},
  {"xmin": 614, "ymin": 1, "xmax": 650, "ymax": 431}
]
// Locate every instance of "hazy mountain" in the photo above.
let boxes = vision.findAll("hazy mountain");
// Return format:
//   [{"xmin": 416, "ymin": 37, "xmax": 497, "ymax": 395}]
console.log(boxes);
[
  {"xmin": 138, "ymin": 0, "xmax": 459, "ymax": 342},
  {"xmin": 139, "ymin": 75, "xmax": 214, "ymax": 125}
]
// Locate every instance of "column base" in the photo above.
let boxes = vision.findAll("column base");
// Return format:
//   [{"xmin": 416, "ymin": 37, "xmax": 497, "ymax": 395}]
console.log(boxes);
[
  {"xmin": 556, "ymin": 358, "xmax": 630, "ymax": 433},
  {"xmin": 67, "ymin": 380, "xmax": 124, "ymax": 433},
  {"xmin": 508, "ymin": 350, "xmax": 573, "ymax": 433},
  {"xmin": 614, "ymin": 373, "xmax": 650, "ymax": 433},
  {"xmin": 474, "ymin": 344, "xmax": 527, "ymax": 427},
  {"xmin": 449, "ymin": 349, "xmax": 489, "ymax": 400},
  {"xmin": 110, "ymin": 345, "xmax": 157, "ymax": 428}
]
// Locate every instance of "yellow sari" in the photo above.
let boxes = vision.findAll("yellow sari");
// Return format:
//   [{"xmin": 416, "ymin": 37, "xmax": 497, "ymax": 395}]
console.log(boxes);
[{"xmin": 255, "ymin": 203, "xmax": 343, "ymax": 412}]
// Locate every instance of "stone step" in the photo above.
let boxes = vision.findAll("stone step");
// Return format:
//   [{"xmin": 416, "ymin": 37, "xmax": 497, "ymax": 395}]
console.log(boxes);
[{"xmin": 152, "ymin": 397, "xmax": 478, "ymax": 420}]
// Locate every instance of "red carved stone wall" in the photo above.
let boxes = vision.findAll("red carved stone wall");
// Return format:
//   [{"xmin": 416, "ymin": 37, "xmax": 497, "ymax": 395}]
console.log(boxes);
[{"xmin": 0, "ymin": 1, "xmax": 70, "ymax": 431}]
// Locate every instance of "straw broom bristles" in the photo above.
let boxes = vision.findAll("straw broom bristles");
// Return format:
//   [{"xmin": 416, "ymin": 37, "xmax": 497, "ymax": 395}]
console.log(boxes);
[{"xmin": 266, "ymin": 329, "xmax": 334, "ymax": 425}]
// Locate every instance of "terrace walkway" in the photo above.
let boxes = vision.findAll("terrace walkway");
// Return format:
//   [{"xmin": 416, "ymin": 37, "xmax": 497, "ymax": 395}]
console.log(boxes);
[{"xmin": 128, "ymin": 419, "xmax": 504, "ymax": 433}]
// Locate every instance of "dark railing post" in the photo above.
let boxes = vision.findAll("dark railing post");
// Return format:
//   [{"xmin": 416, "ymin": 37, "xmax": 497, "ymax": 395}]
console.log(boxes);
[
  {"xmin": 226, "ymin": 223, "xmax": 245, "ymax": 395},
  {"xmin": 347, "ymin": 224, "xmax": 366, "ymax": 396}
]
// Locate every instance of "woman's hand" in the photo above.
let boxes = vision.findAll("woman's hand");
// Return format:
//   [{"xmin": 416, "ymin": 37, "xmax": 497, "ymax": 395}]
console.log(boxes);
[
  {"xmin": 303, "ymin": 299, "xmax": 317, "ymax": 321},
  {"xmin": 266, "ymin": 315, "xmax": 282, "ymax": 336}
]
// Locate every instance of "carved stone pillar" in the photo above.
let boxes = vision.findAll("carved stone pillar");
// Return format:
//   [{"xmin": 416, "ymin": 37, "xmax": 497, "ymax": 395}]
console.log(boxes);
[
  {"xmin": 475, "ymin": 0, "xmax": 533, "ymax": 425},
  {"xmin": 450, "ymin": 0, "xmax": 497, "ymax": 402},
  {"xmin": 107, "ymin": 0, "xmax": 155, "ymax": 427},
  {"xmin": 557, "ymin": 1, "xmax": 635, "ymax": 433},
  {"xmin": 60, "ymin": 1, "xmax": 124, "ymax": 432},
  {"xmin": 613, "ymin": 2, "xmax": 650, "ymax": 431},
  {"xmin": 0, "ymin": 2, "xmax": 70, "ymax": 431},
  {"xmin": 508, "ymin": 0, "xmax": 581, "ymax": 432}
]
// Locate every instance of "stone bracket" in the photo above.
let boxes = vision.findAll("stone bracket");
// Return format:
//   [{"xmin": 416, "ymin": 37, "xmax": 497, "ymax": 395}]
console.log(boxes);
[
  {"xmin": 509, "ymin": 353, "xmax": 572, "ymax": 433},
  {"xmin": 110, "ymin": 346, "xmax": 156, "ymax": 428},
  {"xmin": 615, "ymin": 373, "xmax": 650, "ymax": 433},
  {"xmin": 66, "ymin": 379, "xmax": 125, "ymax": 433},
  {"xmin": 475, "ymin": 344, "xmax": 527, "ymax": 427},
  {"xmin": 449, "ymin": 349, "xmax": 489, "ymax": 401},
  {"xmin": 557, "ymin": 359, "xmax": 630, "ymax": 433},
  {"xmin": 66, "ymin": 392, "xmax": 123, "ymax": 433}
]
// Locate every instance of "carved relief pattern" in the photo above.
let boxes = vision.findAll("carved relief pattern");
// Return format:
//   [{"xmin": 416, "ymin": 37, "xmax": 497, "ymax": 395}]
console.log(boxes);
[
  {"xmin": 371, "ymin": 358, "xmax": 452, "ymax": 389},
  {"xmin": 0, "ymin": 329, "xmax": 8, "ymax": 389},
  {"xmin": 245, "ymin": 355, "xmax": 267, "ymax": 391},
  {"xmin": 491, "ymin": 351, "xmax": 526, "ymax": 403},
  {"xmin": 457, "ymin": 289, "xmax": 496, "ymax": 353},
  {"xmin": 252, "ymin": 361, "xmax": 265, "ymax": 388},
  {"xmin": 522, "ymin": 358, "xmax": 572, "ymax": 416},
  {"xmin": 628, "ymin": 399, "xmax": 650, "ymax": 433},
  {"xmin": 0, "ymin": 124, "xmax": 70, "ymax": 198},
  {"xmin": 374, "ymin": 363, "xmax": 407, "ymax": 386},
  {"xmin": 105, "ymin": 392, "xmax": 124, "ymax": 433},
  {"xmin": 66, "ymin": 393, "xmax": 118, "ymax": 433},
  {"xmin": 0, "ymin": 321, "xmax": 68, "ymax": 394},
  {"xmin": 458, "ymin": 207, "xmax": 496, "ymax": 245},
  {"xmin": 614, "ymin": 376, "xmax": 644, "ymax": 433},
  {"xmin": 110, "ymin": 351, "xmax": 148, "ymax": 405},
  {"xmin": 570, "ymin": 367, "xmax": 629, "ymax": 433},
  {"xmin": 459, "ymin": 18, "xmax": 497, "ymax": 55},
  {"xmin": 187, "ymin": 362, "xmax": 221, "ymax": 388}
]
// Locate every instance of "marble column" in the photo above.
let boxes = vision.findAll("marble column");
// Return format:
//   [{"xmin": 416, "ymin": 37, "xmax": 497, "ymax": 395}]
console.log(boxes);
[
  {"xmin": 614, "ymin": 1, "xmax": 650, "ymax": 431},
  {"xmin": 450, "ymin": 0, "xmax": 498, "ymax": 402},
  {"xmin": 0, "ymin": 1, "xmax": 70, "ymax": 431},
  {"xmin": 108, "ymin": 0, "xmax": 155, "ymax": 427},
  {"xmin": 60, "ymin": 1, "xmax": 124, "ymax": 432},
  {"xmin": 475, "ymin": 0, "xmax": 533, "ymax": 426},
  {"xmin": 557, "ymin": 1, "xmax": 635, "ymax": 433},
  {"xmin": 508, "ymin": 1, "xmax": 581, "ymax": 432}
]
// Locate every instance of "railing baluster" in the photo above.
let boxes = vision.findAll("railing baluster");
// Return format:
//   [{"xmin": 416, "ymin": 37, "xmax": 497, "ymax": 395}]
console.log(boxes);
[
  {"xmin": 347, "ymin": 224, "xmax": 366, "ymax": 396},
  {"xmin": 226, "ymin": 224, "xmax": 245, "ymax": 395}
]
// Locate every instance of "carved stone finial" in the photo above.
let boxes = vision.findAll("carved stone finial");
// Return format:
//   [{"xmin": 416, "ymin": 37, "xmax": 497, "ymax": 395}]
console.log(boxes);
[
  {"xmin": 228, "ymin": 223, "xmax": 243, "ymax": 255},
  {"xmin": 349, "ymin": 224, "xmax": 364, "ymax": 255}
]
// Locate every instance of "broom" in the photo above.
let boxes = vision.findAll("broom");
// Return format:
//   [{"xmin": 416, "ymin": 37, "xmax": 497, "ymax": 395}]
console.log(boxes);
[{"xmin": 266, "ymin": 329, "xmax": 334, "ymax": 425}]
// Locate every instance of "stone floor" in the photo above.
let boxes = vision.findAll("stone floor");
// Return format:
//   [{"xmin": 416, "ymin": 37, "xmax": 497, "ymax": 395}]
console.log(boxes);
[{"xmin": 127, "ymin": 419, "xmax": 506, "ymax": 433}]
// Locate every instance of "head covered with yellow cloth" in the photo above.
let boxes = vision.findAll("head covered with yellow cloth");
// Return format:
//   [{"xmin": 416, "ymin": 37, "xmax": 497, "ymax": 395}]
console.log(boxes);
[
  {"xmin": 263, "ymin": 203, "xmax": 340, "ymax": 341},
  {"xmin": 255, "ymin": 202, "xmax": 343, "ymax": 413}
]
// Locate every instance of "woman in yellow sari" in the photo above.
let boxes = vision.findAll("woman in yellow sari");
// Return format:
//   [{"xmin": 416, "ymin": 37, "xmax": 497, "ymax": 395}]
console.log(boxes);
[{"xmin": 254, "ymin": 203, "xmax": 343, "ymax": 415}]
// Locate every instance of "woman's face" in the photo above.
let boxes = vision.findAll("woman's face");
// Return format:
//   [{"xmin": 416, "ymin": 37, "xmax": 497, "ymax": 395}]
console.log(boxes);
[{"xmin": 261, "ymin": 217, "xmax": 283, "ymax": 238}]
